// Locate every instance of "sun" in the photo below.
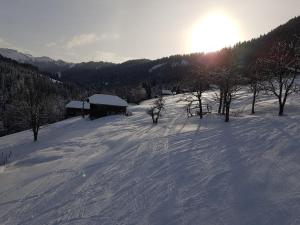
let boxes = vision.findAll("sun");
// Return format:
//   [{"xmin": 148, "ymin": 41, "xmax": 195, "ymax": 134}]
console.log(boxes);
[{"xmin": 188, "ymin": 12, "xmax": 242, "ymax": 53}]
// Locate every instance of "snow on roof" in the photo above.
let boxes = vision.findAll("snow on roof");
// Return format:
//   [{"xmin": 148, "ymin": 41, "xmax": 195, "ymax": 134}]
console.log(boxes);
[
  {"xmin": 66, "ymin": 101, "xmax": 90, "ymax": 109},
  {"xmin": 88, "ymin": 94, "xmax": 128, "ymax": 107}
]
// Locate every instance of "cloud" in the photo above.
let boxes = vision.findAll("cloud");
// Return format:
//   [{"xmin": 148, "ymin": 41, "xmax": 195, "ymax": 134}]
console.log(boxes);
[
  {"xmin": 66, "ymin": 33, "xmax": 99, "ymax": 49},
  {"xmin": 99, "ymin": 33, "xmax": 120, "ymax": 40},
  {"xmin": 0, "ymin": 37, "xmax": 12, "ymax": 48},
  {"xmin": 0, "ymin": 37, "xmax": 35, "ymax": 55},
  {"xmin": 46, "ymin": 42, "xmax": 57, "ymax": 48},
  {"xmin": 65, "ymin": 33, "xmax": 120, "ymax": 49}
]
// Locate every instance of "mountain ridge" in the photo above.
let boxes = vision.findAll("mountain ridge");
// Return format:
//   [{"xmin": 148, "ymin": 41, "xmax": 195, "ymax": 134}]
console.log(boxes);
[{"xmin": 1, "ymin": 16, "xmax": 299, "ymax": 93}]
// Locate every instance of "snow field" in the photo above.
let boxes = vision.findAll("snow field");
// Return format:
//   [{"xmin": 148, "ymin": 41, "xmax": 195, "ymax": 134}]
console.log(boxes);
[{"xmin": 0, "ymin": 90, "xmax": 300, "ymax": 225}]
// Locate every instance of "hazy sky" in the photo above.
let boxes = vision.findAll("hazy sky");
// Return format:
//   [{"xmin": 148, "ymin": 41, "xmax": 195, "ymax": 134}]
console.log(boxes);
[{"xmin": 0, "ymin": 0, "xmax": 299, "ymax": 63}]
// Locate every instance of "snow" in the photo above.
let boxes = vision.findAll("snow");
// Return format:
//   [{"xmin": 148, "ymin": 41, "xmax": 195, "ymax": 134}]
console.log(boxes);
[
  {"xmin": 181, "ymin": 59, "xmax": 189, "ymax": 65},
  {"xmin": 162, "ymin": 89, "xmax": 173, "ymax": 95},
  {"xmin": 49, "ymin": 77, "xmax": 62, "ymax": 84},
  {"xmin": 0, "ymin": 89, "xmax": 300, "ymax": 225},
  {"xmin": 149, "ymin": 63, "xmax": 166, "ymax": 73},
  {"xmin": 0, "ymin": 48, "xmax": 34, "ymax": 63},
  {"xmin": 66, "ymin": 101, "xmax": 90, "ymax": 110},
  {"xmin": 57, "ymin": 72, "xmax": 62, "ymax": 79},
  {"xmin": 35, "ymin": 56, "xmax": 55, "ymax": 63},
  {"xmin": 171, "ymin": 59, "xmax": 189, "ymax": 68},
  {"xmin": 88, "ymin": 94, "xmax": 128, "ymax": 107}
]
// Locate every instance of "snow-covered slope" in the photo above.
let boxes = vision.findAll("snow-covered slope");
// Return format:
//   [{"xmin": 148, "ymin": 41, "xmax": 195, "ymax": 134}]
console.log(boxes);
[
  {"xmin": 149, "ymin": 63, "xmax": 166, "ymax": 73},
  {"xmin": 0, "ymin": 90, "xmax": 300, "ymax": 225}
]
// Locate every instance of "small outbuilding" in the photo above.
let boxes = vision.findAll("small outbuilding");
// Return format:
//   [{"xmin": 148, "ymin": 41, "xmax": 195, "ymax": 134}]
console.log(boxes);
[
  {"xmin": 65, "ymin": 101, "xmax": 90, "ymax": 118},
  {"xmin": 88, "ymin": 94, "xmax": 128, "ymax": 119}
]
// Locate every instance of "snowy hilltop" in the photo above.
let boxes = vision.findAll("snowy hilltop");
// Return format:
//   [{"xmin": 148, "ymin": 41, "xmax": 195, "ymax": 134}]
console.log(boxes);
[{"xmin": 0, "ymin": 89, "xmax": 300, "ymax": 225}]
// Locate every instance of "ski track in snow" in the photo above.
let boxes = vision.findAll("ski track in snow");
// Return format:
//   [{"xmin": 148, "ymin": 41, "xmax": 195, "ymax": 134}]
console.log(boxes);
[{"xmin": 0, "ymin": 91, "xmax": 300, "ymax": 225}]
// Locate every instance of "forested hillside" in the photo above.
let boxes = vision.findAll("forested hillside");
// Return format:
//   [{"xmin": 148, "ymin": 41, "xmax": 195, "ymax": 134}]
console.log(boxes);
[
  {"xmin": 0, "ymin": 55, "xmax": 84, "ymax": 137},
  {"xmin": 54, "ymin": 17, "xmax": 300, "ymax": 95}
]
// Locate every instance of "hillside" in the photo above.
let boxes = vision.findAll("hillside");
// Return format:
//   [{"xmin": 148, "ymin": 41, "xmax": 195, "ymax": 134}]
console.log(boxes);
[
  {"xmin": 0, "ymin": 55, "xmax": 84, "ymax": 136},
  {"xmin": 41, "ymin": 15, "xmax": 300, "ymax": 88},
  {"xmin": 0, "ymin": 48, "xmax": 74, "ymax": 74},
  {"xmin": 0, "ymin": 89, "xmax": 300, "ymax": 225},
  {"xmin": 1, "ymin": 16, "xmax": 299, "ymax": 98}
]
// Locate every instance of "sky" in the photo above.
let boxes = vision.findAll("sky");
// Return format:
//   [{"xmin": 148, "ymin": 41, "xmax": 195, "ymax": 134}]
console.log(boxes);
[{"xmin": 0, "ymin": 0, "xmax": 299, "ymax": 63}]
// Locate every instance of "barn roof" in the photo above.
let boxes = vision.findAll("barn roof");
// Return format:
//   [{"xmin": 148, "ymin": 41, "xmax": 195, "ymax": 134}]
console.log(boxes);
[
  {"xmin": 66, "ymin": 101, "xmax": 90, "ymax": 109},
  {"xmin": 88, "ymin": 94, "xmax": 128, "ymax": 107}
]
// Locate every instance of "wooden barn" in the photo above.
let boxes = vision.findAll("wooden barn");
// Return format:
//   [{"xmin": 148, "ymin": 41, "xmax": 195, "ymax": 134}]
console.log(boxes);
[
  {"xmin": 88, "ymin": 94, "xmax": 128, "ymax": 119},
  {"xmin": 65, "ymin": 101, "xmax": 90, "ymax": 118}
]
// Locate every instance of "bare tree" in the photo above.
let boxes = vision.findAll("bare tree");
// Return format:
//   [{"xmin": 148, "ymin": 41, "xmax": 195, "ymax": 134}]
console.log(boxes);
[
  {"xmin": 217, "ymin": 70, "xmax": 242, "ymax": 122},
  {"xmin": 217, "ymin": 88, "xmax": 225, "ymax": 115},
  {"xmin": 147, "ymin": 96, "xmax": 165, "ymax": 124},
  {"xmin": 247, "ymin": 60, "xmax": 263, "ymax": 114},
  {"xmin": 189, "ymin": 66, "xmax": 210, "ymax": 119},
  {"xmin": 79, "ymin": 92, "xmax": 89, "ymax": 118},
  {"xmin": 19, "ymin": 73, "xmax": 53, "ymax": 141},
  {"xmin": 212, "ymin": 48, "xmax": 243, "ymax": 122},
  {"xmin": 260, "ymin": 39, "xmax": 299, "ymax": 116},
  {"xmin": 185, "ymin": 96, "xmax": 194, "ymax": 117},
  {"xmin": 142, "ymin": 79, "xmax": 155, "ymax": 100}
]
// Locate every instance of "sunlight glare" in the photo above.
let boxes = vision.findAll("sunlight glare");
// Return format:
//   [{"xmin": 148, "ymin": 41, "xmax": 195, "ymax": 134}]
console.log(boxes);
[{"xmin": 188, "ymin": 12, "xmax": 242, "ymax": 53}]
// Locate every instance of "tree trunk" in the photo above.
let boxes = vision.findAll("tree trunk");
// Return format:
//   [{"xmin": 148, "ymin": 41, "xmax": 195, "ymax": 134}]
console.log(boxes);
[
  {"xmin": 33, "ymin": 130, "xmax": 38, "ymax": 142},
  {"xmin": 251, "ymin": 89, "xmax": 257, "ymax": 114},
  {"xmin": 218, "ymin": 90, "xmax": 223, "ymax": 114},
  {"xmin": 222, "ymin": 96, "xmax": 226, "ymax": 115},
  {"xmin": 32, "ymin": 115, "xmax": 39, "ymax": 142},
  {"xmin": 224, "ymin": 94, "xmax": 231, "ymax": 122},
  {"xmin": 221, "ymin": 90, "xmax": 227, "ymax": 115},
  {"xmin": 199, "ymin": 98, "xmax": 203, "ymax": 119},
  {"xmin": 279, "ymin": 103, "xmax": 284, "ymax": 116},
  {"xmin": 156, "ymin": 110, "xmax": 161, "ymax": 123},
  {"xmin": 151, "ymin": 113, "xmax": 155, "ymax": 124},
  {"xmin": 225, "ymin": 105, "xmax": 230, "ymax": 122},
  {"xmin": 154, "ymin": 114, "xmax": 159, "ymax": 124}
]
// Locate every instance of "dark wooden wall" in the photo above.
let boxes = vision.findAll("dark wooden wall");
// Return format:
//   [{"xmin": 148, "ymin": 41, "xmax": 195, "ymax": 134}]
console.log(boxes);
[
  {"xmin": 66, "ymin": 108, "xmax": 90, "ymax": 118},
  {"xmin": 90, "ymin": 104, "xmax": 126, "ymax": 119}
]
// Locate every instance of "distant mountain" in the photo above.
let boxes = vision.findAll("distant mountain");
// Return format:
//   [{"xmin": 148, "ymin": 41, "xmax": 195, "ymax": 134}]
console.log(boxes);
[
  {"xmin": 0, "ymin": 48, "xmax": 74, "ymax": 74},
  {"xmin": 0, "ymin": 48, "xmax": 35, "ymax": 63},
  {"xmin": 49, "ymin": 16, "xmax": 300, "ymax": 91},
  {"xmin": 70, "ymin": 61, "xmax": 116, "ymax": 70},
  {"xmin": 1, "ymin": 16, "xmax": 299, "ymax": 94}
]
